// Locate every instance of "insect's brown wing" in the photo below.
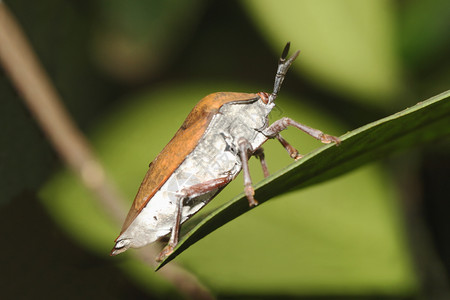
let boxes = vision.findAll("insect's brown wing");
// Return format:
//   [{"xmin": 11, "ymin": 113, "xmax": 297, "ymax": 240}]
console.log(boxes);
[{"xmin": 118, "ymin": 92, "xmax": 259, "ymax": 235}]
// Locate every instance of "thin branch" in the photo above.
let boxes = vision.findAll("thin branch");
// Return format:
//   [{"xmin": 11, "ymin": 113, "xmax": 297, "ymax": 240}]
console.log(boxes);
[{"xmin": 0, "ymin": 3, "xmax": 214, "ymax": 299}]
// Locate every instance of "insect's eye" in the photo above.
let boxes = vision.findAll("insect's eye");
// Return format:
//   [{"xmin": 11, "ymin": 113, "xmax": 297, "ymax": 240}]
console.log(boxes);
[
  {"xmin": 115, "ymin": 239, "xmax": 129, "ymax": 249},
  {"xmin": 258, "ymin": 92, "xmax": 270, "ymax": 104}
]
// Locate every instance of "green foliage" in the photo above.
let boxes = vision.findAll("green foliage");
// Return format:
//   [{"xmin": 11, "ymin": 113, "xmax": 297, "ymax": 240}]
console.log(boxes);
[
  {"xmin": 4, "ymin": 0, "xmax": 450, "ymax": 298},
  {"xmin": 244, "ymin": 0, "xmax": 401, "ymax": 106}
]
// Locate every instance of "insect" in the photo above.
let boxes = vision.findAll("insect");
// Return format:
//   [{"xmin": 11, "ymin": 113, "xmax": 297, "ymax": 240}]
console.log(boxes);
[{"xmin": 110, "ymin": 43, "xmax": 340, "ymax": 261}]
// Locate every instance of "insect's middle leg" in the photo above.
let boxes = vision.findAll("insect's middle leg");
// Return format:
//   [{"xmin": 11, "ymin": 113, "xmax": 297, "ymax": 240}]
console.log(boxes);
[
  {"xmin": 156, "ymin": 176, "xmax": 232, "ymax": 262},
  {"xmin": 253, "ymin": 147, "xmax": 270, "ymax": 178}
]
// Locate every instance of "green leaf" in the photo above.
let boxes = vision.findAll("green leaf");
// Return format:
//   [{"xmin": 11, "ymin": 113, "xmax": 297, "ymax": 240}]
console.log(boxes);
[
  {"xmin": 157, "ymin": 90, "xmax": 450, "ymax": 270},
  {"xmin": 93, "ymin": 0, "xmax": 205, "ymax": 81},
  {"xmin": 243, "ymin": 0, "xmax": 401, "ymax": 106},
  {"xmin": 400, "ymin": 0, "xmax": 450, "ymax": 71}
]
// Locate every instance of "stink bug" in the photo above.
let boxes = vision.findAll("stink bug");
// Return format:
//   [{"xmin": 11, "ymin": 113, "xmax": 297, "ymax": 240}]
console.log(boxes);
[{"xmin": 111, "ymin": 43, "xmax": 340, "ymax": 261}]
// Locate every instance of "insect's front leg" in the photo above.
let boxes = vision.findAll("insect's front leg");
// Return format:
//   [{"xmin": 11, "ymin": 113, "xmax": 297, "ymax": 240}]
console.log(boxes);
[
  {"xmin": 238, "ymin": 138, "xmax": 258, "ymax": 207},
  {"xmin": 252, "ymin": 134, "xmax": 301, "ymax": 179},
  {"xmin": 156, "ymin": 176, "xmax": 232, "ymax": 262},
  {"xmin": 263, "ymin": 117, "xmax": 341, "ymax": 145}
]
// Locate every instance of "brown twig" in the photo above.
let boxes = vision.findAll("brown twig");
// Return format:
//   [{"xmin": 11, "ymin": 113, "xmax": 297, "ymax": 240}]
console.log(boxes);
[{"xmin": 0, "ymin": 3, "xmax": 214, "ymax": 299}]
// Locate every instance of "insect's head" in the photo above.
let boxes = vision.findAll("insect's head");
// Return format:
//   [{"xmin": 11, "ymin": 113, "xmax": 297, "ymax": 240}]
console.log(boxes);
[
  {"xmin": 110, "ymin": 238, "xmax": 131, "ymax": 256},
  {"xmin": 267, "ymin": 42, "xmax": 300, "ymax": 104}
]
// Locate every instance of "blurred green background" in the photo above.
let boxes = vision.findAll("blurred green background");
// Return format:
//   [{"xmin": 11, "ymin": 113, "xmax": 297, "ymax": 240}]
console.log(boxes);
[{"xmin": 1, "ymin": 0, "xmax": 450, "ymax": 299}]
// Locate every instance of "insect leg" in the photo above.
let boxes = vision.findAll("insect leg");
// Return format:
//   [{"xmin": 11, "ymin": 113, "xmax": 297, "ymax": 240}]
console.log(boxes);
[
  {"xmin": 276, "ymin": 134, "xmax": 303, "ymax": 160},
  {"xmin": 263, "ymin": 117, "xmax": 341, "ymax": 145},
  {"xmin": 253, "ymin": 147, "xmax": 270, "ymax": 178},
  {"xmin": 238, "ymin": 138, "xmax": 258, "ymax": 207},
  {"xmin": 156, "ymin": 176, "xmax": 232, "ymax": 262}
]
